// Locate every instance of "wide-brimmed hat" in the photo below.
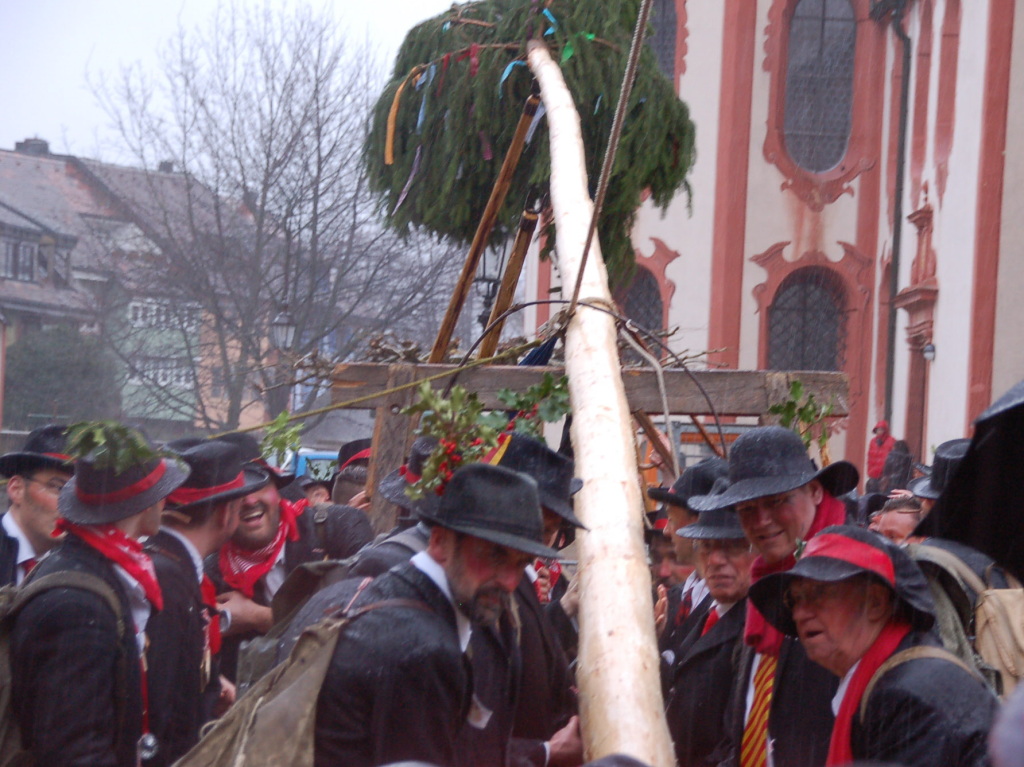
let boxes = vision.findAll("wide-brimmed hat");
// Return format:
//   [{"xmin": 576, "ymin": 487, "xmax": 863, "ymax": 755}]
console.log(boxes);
[
  {"xmin": 647, "ymin": 457, "xmax": 729, "ymax": 510},
  {"xmin": 0, "ymin": 424, "xmax": 72, "ymax": 478},
  {"xmin": 216, "ymin": 432, "xmax": 294, "ymax": 489},
  {"xmin": 164, "ymin": 440, "xmax": 269, "ymax": 513},
  {"xmin": 486, "ymin": 433, "xmax": 585, "ymax": 529},
  {"xmin": 336, "ymin": 438, "xmax": 372, "ymax": 472},
  {"xmin": 59, "ymin": 439, "xmax": 190, "ymax": 525},
  {"xmin": 419, "ymin": 463, "xmax": 557, "ymax": 559},
  {"xmin": 688, "ymin": 426, "xmax": 859, "ymax": 512},
  {"xmin": 378, "ymin": 436, "xmax": 441, "ymax": 516},
  {"xmin": 676, "ymin": 506, "xmax": 747, "ymax": 540},
  {"xmin": 748, "ymin": 525, "xmax": 935, "ymax": 636},
  {"xmin": 909, "ymin": 438, "xmax": 970, "ymax": 500}
]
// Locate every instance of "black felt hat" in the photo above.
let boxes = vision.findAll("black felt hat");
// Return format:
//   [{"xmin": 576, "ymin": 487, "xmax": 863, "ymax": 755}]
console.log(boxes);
[
  {"xmin": 0, "ymin": 424, "xmax": 72, "ymax": 478},
  {"xmin": 216, "ymin": 432, "xmax": 294, "ymax": 489},
  {"xmin": 419, "ymin": 463, "xmax": 557, "ymax": 559},
  {"xmin": 908, "ymin": 438, "xmax": 970, "ymax": 500},
  {"xmin": 165, "ymin": 440, "xmax": 269, "ymax": 513},
  {"xmin": 676, "ymin": 480, "xmax": 745, "ymax": 540},
  {"xmin": 378, "ymin": 436, "xmax": 441, "ymax": 516},
  {"xmin": 689, "ymin": 426, "xmax": 859, "ymax": 512},
  {"xmin": 647, "ymin": 457, "xmax": 729, "ymax": 510},
  {"xmin": 336, "ymin": 438, "xmax": 372, "ymax": 472},
  {"xmin": 487, "ymin": 433, "xmax": 585, "ymax": 529},
  {"xmin": 748, "ymin": 525, "xmax": 935, "ymax": 636},
  {"xmin": 59, "ymin": 439, "xmax": 190, "ymax": 525}
]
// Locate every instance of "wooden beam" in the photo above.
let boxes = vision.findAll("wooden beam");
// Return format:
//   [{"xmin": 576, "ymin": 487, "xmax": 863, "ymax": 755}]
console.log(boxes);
[
  {"xmin": 364, "ymin": 364, "xmax": 418, "ymax": 534},
  {"xmin": 330, "ymin": 363, "xmax": 849, "ymax": 417}
]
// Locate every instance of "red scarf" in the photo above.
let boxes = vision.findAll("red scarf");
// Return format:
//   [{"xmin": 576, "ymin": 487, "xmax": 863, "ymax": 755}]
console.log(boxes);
[
  {"xmin": 56, "ymin": 519, "xmax": 164, "ymax": 611},
  {"xmin": 533, "ymin": 558, "xmax": 562, "ymax": 603},
  {"xmin": 827, "ymin": 621, "xmax": 911, "ymax": 766},
  {"xmin": 744, "ymin": 492, "xmax": 847, "ymax": 655},
  {"xmin": 219, "ymin": 498, "xmax": 306, "ymax": 598},
  {"xmin": 200, "ymin": 575, "xmax": 222, "ymax": 654}
]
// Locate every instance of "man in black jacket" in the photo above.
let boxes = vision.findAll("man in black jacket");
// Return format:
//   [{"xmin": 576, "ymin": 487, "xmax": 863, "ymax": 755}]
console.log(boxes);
[
  {"xmin": 145, "ymin": 439, "xmax": 269, "ymax": 766},
  {"xmin": 207, "ymin": 432, "xmax": 374, "ymax": 679},
  {"xmin": 11, "ymin": 428, "xmax": 189, "ymax": 767},
  {"xmin": 314, "ymin": 463, "xmax": 558, "ymax": 767},
  {"xmin": 0, "ymin": 424, "xmax": 72, "ymax": 585}
]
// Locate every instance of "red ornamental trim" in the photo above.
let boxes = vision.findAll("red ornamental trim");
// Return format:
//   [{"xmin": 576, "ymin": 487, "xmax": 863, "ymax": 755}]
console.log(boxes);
[
  {"xmin": 340, "ymin": 448, "xmax": 373, "ymax": 471},
  {"xmin": 76, "ymin": 461, "xmax": 167, "ymax": 505},
  {"xmin": 802, "ymin": 533, "xmax": 895, "ymax": 585},
  {"xmin": 167, "ymin": 473, "xmax": 245, "ymax": 505},
  {"xmin": 43, "ymin": 452, "xmax": 72, "ymax": 461},
  {"xmin": 397, "ymin": 465, "xmax": 422, "ymax": 484}
]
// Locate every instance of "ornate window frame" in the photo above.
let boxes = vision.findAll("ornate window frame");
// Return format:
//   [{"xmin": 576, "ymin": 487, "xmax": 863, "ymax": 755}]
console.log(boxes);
[{"xmin": 762, "ymin": 0, "xmax": 883, "ymax": 210}]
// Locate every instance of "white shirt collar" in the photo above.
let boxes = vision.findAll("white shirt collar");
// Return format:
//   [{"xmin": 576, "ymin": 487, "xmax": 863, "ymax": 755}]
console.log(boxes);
[
  {"xmin": 832, "ymin": 660, "xmax": 861, "ymax": 716},
  {"xmin": 410, "ymin": 550, "xmax": 472, "ymax": 651},
  {"xmin": 161, "ymin": 527, "xmax": 205, "ymax": 583},
  {"xmin": 524, "ymin": 563, "xmax": 538, "ymax": 583},
  {"xmin": 2, "ymin": 512, "xmax": 36, "ymax": 567},
  {"xmin": 112, "ymin": 565, "xmax": 152, "ymax": 654}
]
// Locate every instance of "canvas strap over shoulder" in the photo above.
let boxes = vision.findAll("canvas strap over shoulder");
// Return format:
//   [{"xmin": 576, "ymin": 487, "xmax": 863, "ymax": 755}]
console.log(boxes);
[
  {"xmin": 10, "ymin": 571, "xmax": 125, "ymax": 634},
  {"xmin": 859, "ymin": 645, "xmax": 979, "ymax": 723}
]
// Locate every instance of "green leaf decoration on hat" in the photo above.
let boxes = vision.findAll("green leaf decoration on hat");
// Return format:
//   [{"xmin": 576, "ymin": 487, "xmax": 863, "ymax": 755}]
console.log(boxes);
[
  {"xmin": 365, "ymin": 0, "xmax": 696, "ymax": 287},
  {"xmin": 65, "ymin": 421, "xmax": 162, "ymax": 475}
]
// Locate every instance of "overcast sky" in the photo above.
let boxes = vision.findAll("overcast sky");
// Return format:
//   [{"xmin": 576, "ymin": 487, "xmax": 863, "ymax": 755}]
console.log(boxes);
[{"xmin": 0, "ymin": 0, "xmax": 453, "ymax": 161}]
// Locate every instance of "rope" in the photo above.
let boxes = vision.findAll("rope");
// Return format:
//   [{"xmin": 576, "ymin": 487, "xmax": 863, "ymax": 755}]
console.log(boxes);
[
  {"xmin": 621, "ymin": 327, "xmax": 679, "ymax": 477},
  {"xmin": 568, "ymin": 0, "xmax": 654, "ymax": 314}
]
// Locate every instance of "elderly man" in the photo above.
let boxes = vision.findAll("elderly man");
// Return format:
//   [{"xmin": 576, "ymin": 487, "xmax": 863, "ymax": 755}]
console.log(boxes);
[
  {"xmin": 0, "ymin": 424, "xmax": 72, "ymax": 585},
  {"xmin": 689, "ymin": 426, "xmax": 859, "ymax": 767},
  {"xmin": 666, "ymin": 505, "xmax": 756, "ymax": 767},
  {"xmin": 748, "ymin": 525, "xmax": 997, "ymax": 766},
  {"xmin": 314, "ymin": 463, "xmax": 558, "ymax": 767}
]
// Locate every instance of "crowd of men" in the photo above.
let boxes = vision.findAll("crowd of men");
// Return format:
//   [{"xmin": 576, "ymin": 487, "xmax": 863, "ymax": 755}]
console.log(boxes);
[{"xmin": 2, "ymin": 418, "xmax": 1024, "ymax": 767}]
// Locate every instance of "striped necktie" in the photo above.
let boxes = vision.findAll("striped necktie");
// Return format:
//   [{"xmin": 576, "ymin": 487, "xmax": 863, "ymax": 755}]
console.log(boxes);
[{"xmin": 740, "ymin": 653, "xmax": 777, "ymax": 767}]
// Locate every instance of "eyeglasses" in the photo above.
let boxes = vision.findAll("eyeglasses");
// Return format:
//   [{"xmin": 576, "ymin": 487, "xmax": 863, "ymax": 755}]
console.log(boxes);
[
  {"xmin": 782, "ymin": 581, "xmax": 843, "ymax": 612},
  {"xmin": 695, "ymin": 539, "xmax": 754, "ymax": 557},
  {"xmin": 24, "ymin": 476, "xmax": 68, "ymax": 495}
]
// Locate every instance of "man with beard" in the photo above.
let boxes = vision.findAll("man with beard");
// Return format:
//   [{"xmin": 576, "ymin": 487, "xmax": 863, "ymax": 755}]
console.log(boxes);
[
  {"xmin": 314, "ymin": 463, "xmax": 557, "ymax": 767},
  {"xmin": 207, "ymin": 433, "xmax": 373, "ymax": 679},
  {"xmin": 0, "ymin": 424, "xmax": 72, "ymax": 585}
]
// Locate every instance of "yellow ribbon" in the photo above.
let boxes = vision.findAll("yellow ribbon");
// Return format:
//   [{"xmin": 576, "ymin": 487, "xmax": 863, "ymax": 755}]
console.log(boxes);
[{"xmin": 385, "ymin": 65, "xmax": 425, "ymax": 166}]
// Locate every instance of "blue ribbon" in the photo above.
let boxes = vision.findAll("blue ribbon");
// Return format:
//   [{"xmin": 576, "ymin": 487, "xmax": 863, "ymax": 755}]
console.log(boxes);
[
  {"xmin": 542, "ymin": 9, "xmax": 558, "ymax": 36},
  {"xmin": 498, "ymin": 61, "xmax": 527, "ymax": 97}
]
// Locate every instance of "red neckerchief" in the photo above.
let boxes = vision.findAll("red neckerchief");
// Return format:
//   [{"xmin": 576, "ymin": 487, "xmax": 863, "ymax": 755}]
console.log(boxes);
[
  {"xmin": 532, "ymin": 558, "xmax": 562, "ymax": 603},
  {"xmin": 744, "ymin": 492, "xmax": 847, "ymax": 655},
  {"xmin": 55, "ymin": 519, "xmax": 164, "ymax": 611},
  {"xmin": 219, "ymin": 498, "xmax": 306, "ymax": 598},
  {"xmin": 827, "ymin": 621, "xmax": 911, "ymax": 766},
  {"xmin": 200, "ymin": 575, "xmax": 222, "ymax": 654}
]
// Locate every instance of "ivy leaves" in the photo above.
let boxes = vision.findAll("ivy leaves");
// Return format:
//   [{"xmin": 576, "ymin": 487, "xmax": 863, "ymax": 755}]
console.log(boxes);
[{"xmin": 65, "ymin": 421, "xmax": 161, "ymax": 474}]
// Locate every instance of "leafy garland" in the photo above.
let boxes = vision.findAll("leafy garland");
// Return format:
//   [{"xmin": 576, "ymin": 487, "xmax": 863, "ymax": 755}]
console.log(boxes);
[
  {"xmin": 65, "ymin": 421, "xmax": 163, "ymax": 473},
  {"xmin": 365, "ymin": 0, "xmax": 696, "ymax": 287},
  {"xmin": 401, "ymin": 373, "xmax": 571, "ymax": 498},
  {"xmin": 768, "ymin": 380, "xmax": 837, "ymax": 465}
]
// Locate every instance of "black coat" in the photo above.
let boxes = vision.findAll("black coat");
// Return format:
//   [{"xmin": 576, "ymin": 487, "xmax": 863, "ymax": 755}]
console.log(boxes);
[
  {"xmin": 314, "ymin": 561, "xmax": 470, "ymax": 767},
  {"xmin": 722, "ymin": 634, "xmax": 838, "ymax": 767},
  {"xmin": 206, "ymin": 501, "xmax": 374, "ymax": 679},
  {"xmin": 851, "ymin": 630, "xmax": 998, "ymax": 766},
  {"xmin": 10, "ymin": 534, "xmax": 143, "ymax": 767},
  {"xmin": 0, "ymin": 522, "xmax": 19, "ymax": 586},
  {"xmin": 659, "ymin": 587, "xmax": 713, "ymax": 698},
  {"xmin": 665, "ymin": 600, "xmax": 746, "ymax": 767},
  {"xmin": 145, "ymin": 530, "xmax": 221, "ymax": 767}
]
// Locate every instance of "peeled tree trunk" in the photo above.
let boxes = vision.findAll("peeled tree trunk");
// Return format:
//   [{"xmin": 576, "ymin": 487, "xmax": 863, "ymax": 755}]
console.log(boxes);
[{"xmin": 525, "ymin": 40, "xmax": 674, "ymax": 767}]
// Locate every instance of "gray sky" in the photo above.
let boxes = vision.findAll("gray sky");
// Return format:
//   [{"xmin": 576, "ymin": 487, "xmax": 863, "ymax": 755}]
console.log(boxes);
[{"xmin": 0, "ymin": 0, "xmax": 453, "ymax": 160}]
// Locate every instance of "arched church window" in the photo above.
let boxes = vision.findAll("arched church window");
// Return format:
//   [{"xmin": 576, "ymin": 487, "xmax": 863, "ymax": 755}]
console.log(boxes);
[
  {"xmin": 784, "ymin": 0, "xmax": 856, "ymax": 172},
  {"xmin": 622, "ymin": 266, "xmax": 664, "ymax": 334},
  {"xmin": 648, "ymin": 0, "xmax": 678, "ymax": 81},
  {"xmin": 768, "ymin": 267, "xmax": 846, "ymax": 370}
]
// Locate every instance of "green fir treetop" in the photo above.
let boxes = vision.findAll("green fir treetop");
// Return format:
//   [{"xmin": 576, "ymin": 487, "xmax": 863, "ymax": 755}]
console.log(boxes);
[{"xmin": 366, "ymin": 0, "xmax": 696, "ymax": 286}]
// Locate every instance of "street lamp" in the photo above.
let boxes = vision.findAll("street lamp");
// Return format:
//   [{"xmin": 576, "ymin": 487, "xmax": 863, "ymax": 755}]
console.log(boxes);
[
  {"xmin": 269, "ymin": 307, "xmax": 297, "ymax": 352},
  {"xmin": 473, "ymin": 244, "xmax": 506, "ymax": 331},
  {"xmin": 922, "ymin": 342, "xmax": 936, "ymax": 362}
]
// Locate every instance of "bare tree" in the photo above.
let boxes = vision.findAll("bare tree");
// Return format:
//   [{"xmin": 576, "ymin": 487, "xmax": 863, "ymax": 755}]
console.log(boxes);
[{"xmin": 89, "ymin": 3, "xmax": 462, "ymax": 430}]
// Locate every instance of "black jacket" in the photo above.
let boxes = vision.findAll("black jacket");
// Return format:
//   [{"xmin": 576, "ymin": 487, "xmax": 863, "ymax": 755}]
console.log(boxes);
[
  {"xmin": 851, "ymin": 630, "xmax": 998, "ymax": 766},
  {"xmin": 666, "ymin": 600, "xmax": 746, "ymax": 767},
  {"xmin": 314, "ymin": 561, "xmax": 471, "ymax": 767},
  {"xmin": 722, "ymin": 634, "xmax": 838, "ymax": 767},
  {"xmin": 206, "ymin": 501, "xmax": 374, "ymax": 679},
  {"xmin": 0, "ymin": 522, "xmax": 19, "ymax": 586},
  {"xmin": 11, "ymin": 534, "xmax": 143, "ymax": 767},
  {"xmin": 145, "ymin": 530, "xmax": 221, "ymax": 766}
]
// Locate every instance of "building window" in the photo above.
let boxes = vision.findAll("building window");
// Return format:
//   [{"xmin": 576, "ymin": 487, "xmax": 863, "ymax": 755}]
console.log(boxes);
[
  {"xmin": 784, "ymin": 0, "xmax": 856, "ymax": 173},
  {"xmin": 1, "ymin": 240, "xmax": 37, "ymax": 282},
  {"xmin": 767, "ymin": 266, "xmax": 846, "ymax": 370},
  {"xmin": 648, "ymin": 0, "xmax": 678, "ymax": 80},
  {"xmin": 622, "ymin": 266, "xmax": 664, "ymax": 334}
]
